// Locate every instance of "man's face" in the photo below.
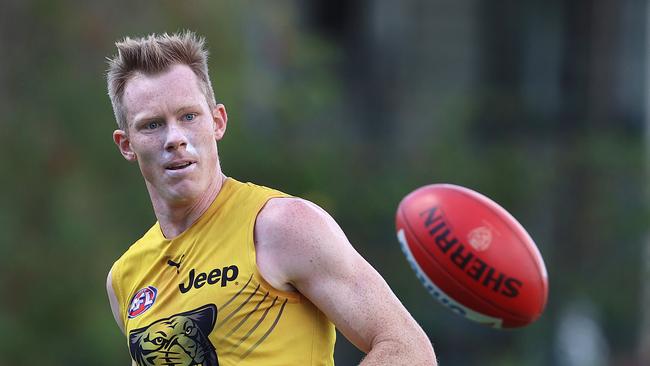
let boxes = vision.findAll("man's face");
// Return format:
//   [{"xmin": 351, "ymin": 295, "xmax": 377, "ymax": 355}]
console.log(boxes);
[{"xmin": 113, "ymin": 64, "xmax": 227, "ymax": 205}]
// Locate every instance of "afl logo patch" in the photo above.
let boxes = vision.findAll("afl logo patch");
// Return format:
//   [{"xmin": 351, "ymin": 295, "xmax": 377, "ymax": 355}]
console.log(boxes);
[{"xmin": 128, "ymin": 286, "xmax": 158, "ymax": 319}]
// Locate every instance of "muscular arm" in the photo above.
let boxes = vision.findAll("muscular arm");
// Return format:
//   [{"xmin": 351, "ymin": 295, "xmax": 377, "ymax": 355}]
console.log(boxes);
[{"xmin": 255, "ymin": 198, "xmax": 437, "ymax": 365}]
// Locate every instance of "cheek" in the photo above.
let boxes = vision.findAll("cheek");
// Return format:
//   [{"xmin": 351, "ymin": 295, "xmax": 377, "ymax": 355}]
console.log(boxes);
[
  {"xmin": 184, "ymin": 140, "xmax": 199, "ymax": 156},
  {"xmin": 131, "ymin": 136, "xmax": 160, "ymax": 158},
  {"xmin": 136, "ymin": 152, "xmax": 159, "ymax": 174},
  {"xmin": 192, "ymin": 133, "xmax": 218, "ymax": 156},
  {"xmin": 131, "ymin": 139, "xmax": 162, "ymax": 175}
]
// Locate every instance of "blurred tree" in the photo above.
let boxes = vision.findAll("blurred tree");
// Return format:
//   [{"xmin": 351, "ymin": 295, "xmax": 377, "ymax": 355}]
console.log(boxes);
[{"xmin": 0, "ymin": 0, "xmax": 647, "ymax": 365}]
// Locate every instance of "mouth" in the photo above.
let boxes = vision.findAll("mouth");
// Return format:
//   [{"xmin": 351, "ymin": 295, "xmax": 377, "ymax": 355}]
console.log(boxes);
[{"xmin": 165, "ymin": 160, "xmax": 196, "ymax": 171}]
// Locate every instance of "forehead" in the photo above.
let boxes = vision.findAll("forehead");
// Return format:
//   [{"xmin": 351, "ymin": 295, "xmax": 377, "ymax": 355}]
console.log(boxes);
[{"xmin": 122, "ymin": 64, "xmax": 206, "ymax": 121}]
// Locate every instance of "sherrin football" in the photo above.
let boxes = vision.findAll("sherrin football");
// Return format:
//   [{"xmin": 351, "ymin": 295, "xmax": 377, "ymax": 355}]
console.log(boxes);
[{"xmin": 396, "ymin": 184, "xmax": 548, "ymax": 328}]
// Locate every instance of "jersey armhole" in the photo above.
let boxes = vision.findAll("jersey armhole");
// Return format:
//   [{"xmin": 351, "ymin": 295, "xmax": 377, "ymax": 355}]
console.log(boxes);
[
  {"xmin": 109, "ymin": 260, "xmax": 127, "ymax": 327},
  {"xmin": 248, "ymin": 194, "xmax": 302, "ymax": 303}
]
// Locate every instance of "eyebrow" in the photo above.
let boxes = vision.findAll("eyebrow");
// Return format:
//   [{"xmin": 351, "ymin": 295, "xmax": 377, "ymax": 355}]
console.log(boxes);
[
  {"xmin": 174, "ymin": 105, "xmax": 202, "ymax": 115},
  {"xmin": 132, "ymin": 105, "xmax": 203, "ymax": 125},
  {"xmin": 133, "ymin": 115, "xmax": 162, "ymax": 125}
]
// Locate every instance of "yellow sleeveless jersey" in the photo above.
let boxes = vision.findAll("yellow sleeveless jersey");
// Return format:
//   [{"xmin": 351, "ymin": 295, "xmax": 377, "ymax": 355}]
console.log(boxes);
[{"xmin": 110, "ymin": 178, "xmax": 336, "ymax": 366}]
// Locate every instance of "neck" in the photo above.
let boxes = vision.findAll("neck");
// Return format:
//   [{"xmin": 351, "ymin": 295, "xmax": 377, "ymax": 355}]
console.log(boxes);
[{"xmin": 150, "ymin": 173, "xmax": 226, "ymax": 239}]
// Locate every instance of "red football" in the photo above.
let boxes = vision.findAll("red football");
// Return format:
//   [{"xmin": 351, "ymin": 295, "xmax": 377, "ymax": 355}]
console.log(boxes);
[{"xmin": 396, "ymin": 184, "xmax": 548, "ymax": 328}]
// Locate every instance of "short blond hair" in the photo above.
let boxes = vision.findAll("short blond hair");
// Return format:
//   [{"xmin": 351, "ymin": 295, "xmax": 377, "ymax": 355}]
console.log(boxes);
[{"xmin": 106, "ymin": 31, "xmax": 216, "ymax": 131}]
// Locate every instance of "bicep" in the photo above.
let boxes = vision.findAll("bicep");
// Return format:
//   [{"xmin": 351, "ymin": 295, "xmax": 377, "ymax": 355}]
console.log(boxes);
[
  {"xmin": 106, "ymin": 268, "xmax": 126, "ymax": 334},
  {"xmin": 257, "ymin": 199, "xmax": 425, "ymax": 353},
  {"xmin": 296, "ymin": 240, "xmax": 419, "ymax": 352}
]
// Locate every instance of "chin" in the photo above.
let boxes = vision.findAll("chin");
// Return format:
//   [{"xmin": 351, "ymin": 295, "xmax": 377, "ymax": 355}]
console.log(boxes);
[
  {"xmin": 157, "ymin": 180, "xmax": 203, "ymax": 203},
  {"xmin": 168, "ymin": 186, "xmax": 203, "ymax": 203},
  {"xmin": 146, "ymin": 174, "xmax": 212, "ymax": 206}
]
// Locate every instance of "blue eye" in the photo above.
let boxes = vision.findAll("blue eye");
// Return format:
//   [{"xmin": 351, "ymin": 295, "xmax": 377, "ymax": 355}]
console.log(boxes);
[
  {"xmin": 146, "ymin": 121, "xmax": 161, "ymax": 130},
  {"xmin": 183, "ymin": 113, "xmax": 197, "ymax": 121}
]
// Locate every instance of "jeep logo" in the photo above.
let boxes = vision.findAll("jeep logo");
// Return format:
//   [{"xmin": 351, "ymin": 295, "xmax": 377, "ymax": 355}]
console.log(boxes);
[{"xmin": 179, "ymin": 265, "xmax": 239, "ymax": 294}]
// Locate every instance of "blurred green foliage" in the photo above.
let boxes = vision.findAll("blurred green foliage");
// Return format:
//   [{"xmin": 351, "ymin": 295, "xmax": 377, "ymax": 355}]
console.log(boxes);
[{"xmin": 0, "ymin": 1, "xmax": 647, "ymax": 365}]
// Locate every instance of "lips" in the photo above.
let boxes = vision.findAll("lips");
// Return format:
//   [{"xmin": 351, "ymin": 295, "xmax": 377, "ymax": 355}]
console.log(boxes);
[{"xmin": 165, "ymin": 160, "xmax": 196, "ymax": 170}]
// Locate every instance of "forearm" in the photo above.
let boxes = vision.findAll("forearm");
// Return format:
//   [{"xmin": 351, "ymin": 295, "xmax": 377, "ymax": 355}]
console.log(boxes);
[{"xmin": 359, "ymin": 336, "xmax": 437, "ymax": 366}]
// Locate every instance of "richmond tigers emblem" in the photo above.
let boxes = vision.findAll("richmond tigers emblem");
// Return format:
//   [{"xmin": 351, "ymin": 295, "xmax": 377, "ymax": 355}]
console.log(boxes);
[{"xmin": 129, "ymin": 304, "xmax": 219, "ymax": 366}]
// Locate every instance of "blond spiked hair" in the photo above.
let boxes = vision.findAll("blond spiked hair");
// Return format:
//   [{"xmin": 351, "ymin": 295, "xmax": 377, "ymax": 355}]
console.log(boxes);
[{"xmin": 106, "ymin": 31, "xmax": 216, "ymax": 131}]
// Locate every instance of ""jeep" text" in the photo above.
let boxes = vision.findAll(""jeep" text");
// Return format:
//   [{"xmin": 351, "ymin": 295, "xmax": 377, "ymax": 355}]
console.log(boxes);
[{"xmin": 179, "ymin": 265, "xmax": 239, "ymax": 294}]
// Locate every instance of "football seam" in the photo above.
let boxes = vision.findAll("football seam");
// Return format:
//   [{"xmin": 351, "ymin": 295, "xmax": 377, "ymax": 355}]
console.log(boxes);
[{"xmin": 399, "ymin": 206, "xmax": 530, "ymax": 323}]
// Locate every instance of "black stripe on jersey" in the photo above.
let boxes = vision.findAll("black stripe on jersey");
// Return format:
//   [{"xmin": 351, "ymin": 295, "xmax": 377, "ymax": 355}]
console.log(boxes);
[
  {"xmin": 228, "ymin": 296, "xmax": 278, "ymax": 354},
  {"xmin": 216, "ymin": 284, "xmax": 260, "ymax": 330},
  {"xmin": 219, "ymin": 274, "xmax": 253, "ymax": 311},
  {"xmin": 223, "ymin": 291, "xmax": 270, "ymax": 339},
  {"xmin": 241, "ymin": 298, "xmax": 288, "ymax": 360}
]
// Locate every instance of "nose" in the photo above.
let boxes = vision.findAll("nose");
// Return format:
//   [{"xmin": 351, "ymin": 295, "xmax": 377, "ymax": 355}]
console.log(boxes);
[{"xmin": 164, "ymin": 122, "xmax": 188, "ymax": 151}]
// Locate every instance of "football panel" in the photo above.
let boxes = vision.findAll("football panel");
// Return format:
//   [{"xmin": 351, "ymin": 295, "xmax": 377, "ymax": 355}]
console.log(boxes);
[
  {"xmin": 439, "ymin": 185, "xmax": 549, "ymax": 315},
  {"xmin": 398, "ymin": 185, "xmax": 547, "ymax": 320},
  {"xmin": 397, "ymin": 209, "xmax": 533, "ymax": 327}
]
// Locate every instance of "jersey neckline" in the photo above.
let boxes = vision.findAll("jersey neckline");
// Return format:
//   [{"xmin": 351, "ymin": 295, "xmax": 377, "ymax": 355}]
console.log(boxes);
[{"xmin": 153, "ymin": 176, "xmax": 236, "ymax": 244}]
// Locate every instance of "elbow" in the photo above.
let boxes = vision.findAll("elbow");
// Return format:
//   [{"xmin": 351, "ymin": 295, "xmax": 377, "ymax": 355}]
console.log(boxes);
[
  {"xmin": 413, "ymin": 330, "xmax": 437, "ymax": 365},
  {"xmin": 396, "ymin": 333, "xmax": 438, "ymax": 365},
  {"xmin": 420, "ymin": 339, "xmax": 437, "ymax": 366},
  {"xmin": 429, "ymin": 345, "xmax": 439, "ymax": 366},
  {"xmin": 403, "ymin": 338, "xmax": 438, "ymax": 366}
]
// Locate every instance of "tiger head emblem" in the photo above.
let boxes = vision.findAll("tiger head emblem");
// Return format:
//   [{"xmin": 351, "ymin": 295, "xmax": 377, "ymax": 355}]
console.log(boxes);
[{"xmin": 129, "ymin": 304, "xmax": 219, "ymax": 366}]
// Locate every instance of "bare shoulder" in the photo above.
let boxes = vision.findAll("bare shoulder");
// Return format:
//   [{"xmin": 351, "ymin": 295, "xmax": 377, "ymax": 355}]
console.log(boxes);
[
  {"xmin": 254, "ymin": 197, "xmax": 354, "ymax": 290},
  {"xmin": 255, "ymin": 197, "xmax": 341, "ymax": 247}
]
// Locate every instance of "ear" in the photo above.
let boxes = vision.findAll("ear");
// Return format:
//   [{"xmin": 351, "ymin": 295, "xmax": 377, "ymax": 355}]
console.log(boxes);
[
  {"xmin": 113, "ymin": 129, "xmax": 137, "ymax": 162},
  {"xmin": 212, "ymin": 104, "xmax": 228, "ymax": 141}
]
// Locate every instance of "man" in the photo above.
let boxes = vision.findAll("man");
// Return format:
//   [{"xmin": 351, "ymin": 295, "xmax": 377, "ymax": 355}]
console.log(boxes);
[{"xmin": 105, "ymin": 31, "xmax": 436, "ymax": 366}]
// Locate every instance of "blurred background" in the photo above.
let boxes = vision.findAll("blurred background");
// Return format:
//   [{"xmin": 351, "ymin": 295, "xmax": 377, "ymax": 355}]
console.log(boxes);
[{"xmin": 1, "ymin": 1, "xmax": 648, "ymax": 365}]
